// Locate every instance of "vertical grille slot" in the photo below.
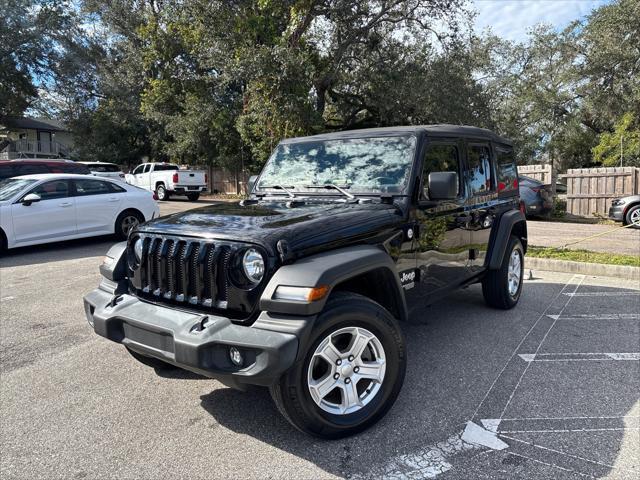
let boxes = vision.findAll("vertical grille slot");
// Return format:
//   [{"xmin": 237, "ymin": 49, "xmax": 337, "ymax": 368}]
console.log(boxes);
[
  {"xmin": 176, "ymin": 241, "xmax": 190, "ymax": 302},
  {"xmin": 145, "ymin": 238, "xmax": 160, "ymax": 293},
  {"xmin": 216, "ymin": 246, "xmax": 231, "ymax": 308},
  {"xmin": 188, "ymin": 243, "xmax": 202, "ymax": 304},
  {"xmin": 202, "ymin": 245, "xmax": 219, "ymax": 307}
]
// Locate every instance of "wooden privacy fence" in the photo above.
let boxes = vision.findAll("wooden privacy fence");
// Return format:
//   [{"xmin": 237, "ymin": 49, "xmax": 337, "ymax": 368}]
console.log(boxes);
[
  {"xmin": 517, "ymin": 164, "xmax": 553, "ymax": 184},
  {"xmin": 562, "ymin": 167, "xmax": 640, "ymax": 217}
]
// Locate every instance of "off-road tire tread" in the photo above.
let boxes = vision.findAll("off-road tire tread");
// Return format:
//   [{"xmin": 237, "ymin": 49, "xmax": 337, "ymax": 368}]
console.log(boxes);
[{"xmin": 482, "ymin": 235, "xmax": 523, "ymax": 310}]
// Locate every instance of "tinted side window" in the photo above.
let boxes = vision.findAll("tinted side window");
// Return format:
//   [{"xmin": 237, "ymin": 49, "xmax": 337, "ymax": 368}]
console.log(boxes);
[
  {"xmin": 132, "ymin": 165, "xmax": 144, "ymax": 175},
  {"xmin": 0, "ymin": 165, "xmax": 17, "ymax": 180},
  {"xmin": 143, "ymin": 164, "xmax": 151, "ymax": 173},
  {"xmin": 17, "ymin": 164, "xmax": 49, "ymax": 175},
  {"xmin": 90, "ymin": 164, "xmax": 120, "ymax": 172},
  {"xmin": 496, "ymin": 148, "xmax": 518, "ymax": 193},
  {"xmin": 109, "ymin": 182, "xmax": 126, "ymax": 193},
  {"xmin": 30, "ymin": 180, "xmax": 70, "ymax": 200},
  {"xmin": 74, "ymin": 179, "xmax": 111, "ymax": 196},
  {"xmin": 422, "ymin": 144, "xmax": 461, "ymax": 199},
  {"xmin": 154, "ymin": 164, "xmax": 179, "ymax": 171},
  {"xmin": 466, "ymin": 145, "xmax": 493, "ymax": 195},
  {"xmin": 61, "ymin": 163, "xmax": 91, "ymax": 174}
]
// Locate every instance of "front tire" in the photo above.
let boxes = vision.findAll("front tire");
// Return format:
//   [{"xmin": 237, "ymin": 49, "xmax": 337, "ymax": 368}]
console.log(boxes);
[
  {"xmin": 270, "ymin": 292, "xmax": 406, "ymax": 439},
  {"xmin": 624, "ymin": 204, "xmax": 640, "ymax": 228},
  {"xmin": 114, "ymin": 210, "xmax": 144, "ymax": 240},
  {"xmin": 482, "ymin": 235, "xmax": 524, "ymax": 309}
]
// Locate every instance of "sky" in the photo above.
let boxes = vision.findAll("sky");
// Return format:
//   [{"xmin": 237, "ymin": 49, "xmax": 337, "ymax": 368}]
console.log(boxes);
[{"xmin": 473, "ymin": 0, "xmax": 613, "ymax": 41}]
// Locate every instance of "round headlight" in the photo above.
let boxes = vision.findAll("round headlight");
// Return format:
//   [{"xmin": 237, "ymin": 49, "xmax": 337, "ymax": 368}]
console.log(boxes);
[
  {"xmin": 242, "ymin": 248, "xmax": 265, "ymax": 284},
  {"xmin": 134, "ymin": 238, "xmax": 143, "ymax": 262}
]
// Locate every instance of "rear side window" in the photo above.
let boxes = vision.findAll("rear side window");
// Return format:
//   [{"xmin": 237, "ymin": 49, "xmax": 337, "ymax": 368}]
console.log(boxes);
[
  {"xmin": 88, "ymin": 163, "xmax": 121, "ymax": 173},
  {"xmin": 16, "ymin": 164, "xmax": 49, "ymax": 176},
  {"xmin": 466, "ymin": 144, "xmax": 493, "ymax": 195},
  {"xmin": 496, "ymin": 148, "xmax": 518, "ymax": 193},
  {"xmin": 74, "ymin": 179, "xmax": 111, "ymax": 196},
  {"xmin": 153, "ymin": 164, "xmax": 179, "ymax": 171},
  {"xmin": 422, "ymin": 143, "xmax": 461, "ymax": 199},
  {"xmin": 0, "ymin": 164, "xmax": 17, "ymax": 180},
  {"xmin": 109, "ymin": 182, "xmax": 126, "ymax": 193}
]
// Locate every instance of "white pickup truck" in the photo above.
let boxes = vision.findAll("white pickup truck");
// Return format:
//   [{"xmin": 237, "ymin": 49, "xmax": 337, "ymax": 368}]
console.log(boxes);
[{"xmin": 126, "ymin": 163, "xmax": 207, "ymax": 201}]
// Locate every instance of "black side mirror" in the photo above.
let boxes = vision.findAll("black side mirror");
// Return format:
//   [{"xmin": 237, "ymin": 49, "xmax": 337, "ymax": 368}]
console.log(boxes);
[
  {"xmin": 248, "ymin": 175, "xmax": 258, "ymax": 193},
  {"xmin": 22, "ymin": 193, "xmax": 41, "ymax": 206},
  {"xmin": 428, "ymin": 172, "xmax": 458, "ymax": 200}
]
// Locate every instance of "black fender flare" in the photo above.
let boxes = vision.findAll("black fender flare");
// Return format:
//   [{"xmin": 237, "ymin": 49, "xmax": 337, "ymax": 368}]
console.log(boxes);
[
  {"xmin": 260, "ymin": 245, "xmax": 408, "ymax": 321},
  {"xmin": 487, "ymin": 210, "xmax": 527, "ymax": 269}
]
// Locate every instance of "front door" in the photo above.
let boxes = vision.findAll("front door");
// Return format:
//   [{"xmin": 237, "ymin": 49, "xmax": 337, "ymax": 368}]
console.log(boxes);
[
  {"xmin": 411, "ymin": 140, "xmax": 473, "ymax": 301},
  {"xmin": 11, "ymin": 179, "xmax": 76, "ymax": 244},
  {"xmin": 37, "ymin": 131, "xmax": 52, "ymax": 153}
]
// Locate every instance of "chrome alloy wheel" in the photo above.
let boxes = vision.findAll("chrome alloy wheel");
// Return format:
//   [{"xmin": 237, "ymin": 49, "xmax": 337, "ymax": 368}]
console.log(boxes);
[
  {"xmin": 631, "ymin": 208, "xmax": 640, "ymax": 225},
  {"xmin": 121, "ymin": 215, "xmax": 140, "ymax": 236},
  {"xmin": 307, "ymin": 326, "xmax": 386, "ymax": 415},
  {"xmin": 507, "ymin": 249, "xmax": 522, "ymax": 297}
]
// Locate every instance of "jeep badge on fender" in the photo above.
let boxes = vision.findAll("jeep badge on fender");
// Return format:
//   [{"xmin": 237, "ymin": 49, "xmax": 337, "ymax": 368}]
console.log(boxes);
[{"xmin": 84, "ymin": 125, "xmax": 526, "ymax": 439}]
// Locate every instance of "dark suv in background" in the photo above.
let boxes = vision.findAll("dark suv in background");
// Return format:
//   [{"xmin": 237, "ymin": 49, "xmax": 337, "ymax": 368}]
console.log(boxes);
[
  {"xmin": 0, "ymin": 159, "xmax": 90, "ymax": 181},
  {"xmin": 85, "ymin": 125, "xmax": 527, "ymax": 438}
]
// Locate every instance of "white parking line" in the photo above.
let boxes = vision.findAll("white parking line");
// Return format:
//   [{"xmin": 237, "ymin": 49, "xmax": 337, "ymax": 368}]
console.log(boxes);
[
  {"xmin": 562, "ymin": 292, "xmax": 640, "ymax": 297},
  {"xmin": 518, "ymin": 352, "xmax": 640, "ymax": 362},
  {"xmin": 546, "ymin": 314, "xmax": 639, "ymax": 321}
]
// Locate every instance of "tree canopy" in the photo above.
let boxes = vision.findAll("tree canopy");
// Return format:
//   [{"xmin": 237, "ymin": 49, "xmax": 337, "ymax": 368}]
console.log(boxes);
[{"xmin": 2, "ymin": 0, "xmax": 638, "ymax": 169}]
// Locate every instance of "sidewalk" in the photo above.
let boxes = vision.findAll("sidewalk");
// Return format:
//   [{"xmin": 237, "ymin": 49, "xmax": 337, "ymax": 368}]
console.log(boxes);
[{"xmin": 527, "ymin": 220, "xmax": 640, "ymax": 256}]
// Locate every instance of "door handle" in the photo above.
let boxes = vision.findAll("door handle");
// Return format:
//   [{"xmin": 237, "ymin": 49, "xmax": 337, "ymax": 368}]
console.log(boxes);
[
  {"xmin": 107, "ymin": 197, "xmax": 120, "ymax": 202},
  {"xmin": 59, "ymin": 202, "xmax": 72, "ymax": 207}
]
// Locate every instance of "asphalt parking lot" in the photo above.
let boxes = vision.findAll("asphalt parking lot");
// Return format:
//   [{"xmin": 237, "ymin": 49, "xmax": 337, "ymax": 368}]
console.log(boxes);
[{"xmin": 1, "ymin": 200, "xmax": 638, "ymax": 479}]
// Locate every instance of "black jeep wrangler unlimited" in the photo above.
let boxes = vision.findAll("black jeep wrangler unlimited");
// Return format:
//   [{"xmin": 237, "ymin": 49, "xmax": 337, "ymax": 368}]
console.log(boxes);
[{"xmin": 84, "ymin": 125, "xmax": 526, "ymax": 438}]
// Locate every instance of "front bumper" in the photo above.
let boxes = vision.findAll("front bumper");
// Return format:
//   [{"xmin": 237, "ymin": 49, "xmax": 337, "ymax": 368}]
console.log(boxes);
[
  {"xmin": 608, "ymin": 205, "xmax": 625, "ymax": 222},
  {"xmin": 84, "ymin": 283, "xmax": 314, "ymax": 388}
]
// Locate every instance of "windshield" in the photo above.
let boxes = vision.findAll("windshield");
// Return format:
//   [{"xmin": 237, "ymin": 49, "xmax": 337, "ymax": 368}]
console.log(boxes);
[
  {"xmin": 257, "ymin": 136, "xmax": 417, "ymax": 195},
  {"xmin": 0, "ymin": 178, "xmax": 37, "ymax": 201}
]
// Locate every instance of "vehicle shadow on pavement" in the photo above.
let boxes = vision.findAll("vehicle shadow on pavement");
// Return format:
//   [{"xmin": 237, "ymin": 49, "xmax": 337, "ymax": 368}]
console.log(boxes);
[
  {"xmin": 0, "ymin": 236, "xmax": 117, "ymax": 268},
  {"xmin": 196, "ymin": 281, "xmax": 639, "ymax": 479}
]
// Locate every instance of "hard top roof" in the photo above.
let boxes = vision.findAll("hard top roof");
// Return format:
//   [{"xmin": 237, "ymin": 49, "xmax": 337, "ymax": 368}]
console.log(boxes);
[{"xmin": 280, "ymin": 124, "xmax": 513, "ymax": 146}]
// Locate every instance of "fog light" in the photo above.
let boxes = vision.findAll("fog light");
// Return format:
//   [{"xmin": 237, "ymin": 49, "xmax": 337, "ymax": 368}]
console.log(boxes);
[{"xmin": 229, "ymin": 347, "xmax": 243, "ymax": 366}]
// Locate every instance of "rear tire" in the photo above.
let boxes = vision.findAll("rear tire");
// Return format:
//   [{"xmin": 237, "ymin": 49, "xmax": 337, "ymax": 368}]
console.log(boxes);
[
  {"xmin": 269, "ymin": 292, "xmax": 406, "ymax": 439},
  {"xmin": 114, "ymin": 210, "xmax": 144, "ymax": 240},
  {"xmin": 126, "ymin": 347, "xmax": 178, "ymax": 370},
  {"xmin": 156, "ymin": 184, "xmax": 169, "ymax": 201},
  {"xmin": 482, "ymin": 235, "xmax": 524, "ymax": 309},
  {"xmin": 624, "ymin": 204, "xmax": 640, "ymax": 228},
  {"xmin": 0, "ymin": 229, "xmax": 6, "ymax": 256},
  {"xmin": 187, "ymin": 193, "xmax": 200, "ymax": 201}
]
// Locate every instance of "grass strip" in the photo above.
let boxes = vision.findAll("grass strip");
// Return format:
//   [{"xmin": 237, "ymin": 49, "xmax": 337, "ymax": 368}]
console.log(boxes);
[{"xmin": 528, "ymin": 246, "xmax": 640, "ymax": 267}]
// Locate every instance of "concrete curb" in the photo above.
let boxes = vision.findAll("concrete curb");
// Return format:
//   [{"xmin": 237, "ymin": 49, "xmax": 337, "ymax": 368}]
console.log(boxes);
[{"xmin": 525, "ymin": 257, "xmax": 640, "ymax": 281}]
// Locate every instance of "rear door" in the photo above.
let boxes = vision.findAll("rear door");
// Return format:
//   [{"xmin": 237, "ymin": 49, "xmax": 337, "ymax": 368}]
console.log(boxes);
[
  {"xmin": 412, "ymin": 139, "xmax": 474, "ymax": 297},
  {"xmin": 465, "ymin": 141, "xmax": 499, "ymax": 272},
  {"xmin": 11, "ymin": 179, "xmax": 76, "ymax": 244},
  {"xmin": 73, "ymin": 178, "xmax": 123, "ymax": 234}
]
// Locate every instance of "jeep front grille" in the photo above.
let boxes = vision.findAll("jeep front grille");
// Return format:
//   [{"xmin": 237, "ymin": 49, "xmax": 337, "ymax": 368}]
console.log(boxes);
[{"xmin": 129, "ymin": 235, "xmax": 263, "ymax": 318}]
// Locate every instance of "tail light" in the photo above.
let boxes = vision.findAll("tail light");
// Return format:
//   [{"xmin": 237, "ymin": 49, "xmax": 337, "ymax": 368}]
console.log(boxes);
[
  {"xmin": 172, "ymin": 172, "xmax": 179, "ymax": 183},
  {"xmin": 530, "ymin": 186, "xmax": 542, "ymax": 193},
  {"xmin": 152, "ymin": 192, "xmax": 159, "ymax": 201},
  {"xmin": 519, "ymin": 201, "xmax": 526, "ymax": 214}
]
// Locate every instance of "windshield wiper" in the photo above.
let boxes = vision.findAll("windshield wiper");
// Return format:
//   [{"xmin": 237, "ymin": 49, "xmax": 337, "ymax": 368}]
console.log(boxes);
[
  {"xmin": 259, "ymin": 184, "xmax": 296, "ymax": 198},
  {"xmin": 304, "ymin": 184, "xmax": 355, "ymax": 200}
]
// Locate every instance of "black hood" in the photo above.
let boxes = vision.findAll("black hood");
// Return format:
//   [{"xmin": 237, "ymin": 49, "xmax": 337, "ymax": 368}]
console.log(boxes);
[{"xmin": 138, "ymin": 200, "xmax": 406, "ymax": 258}]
